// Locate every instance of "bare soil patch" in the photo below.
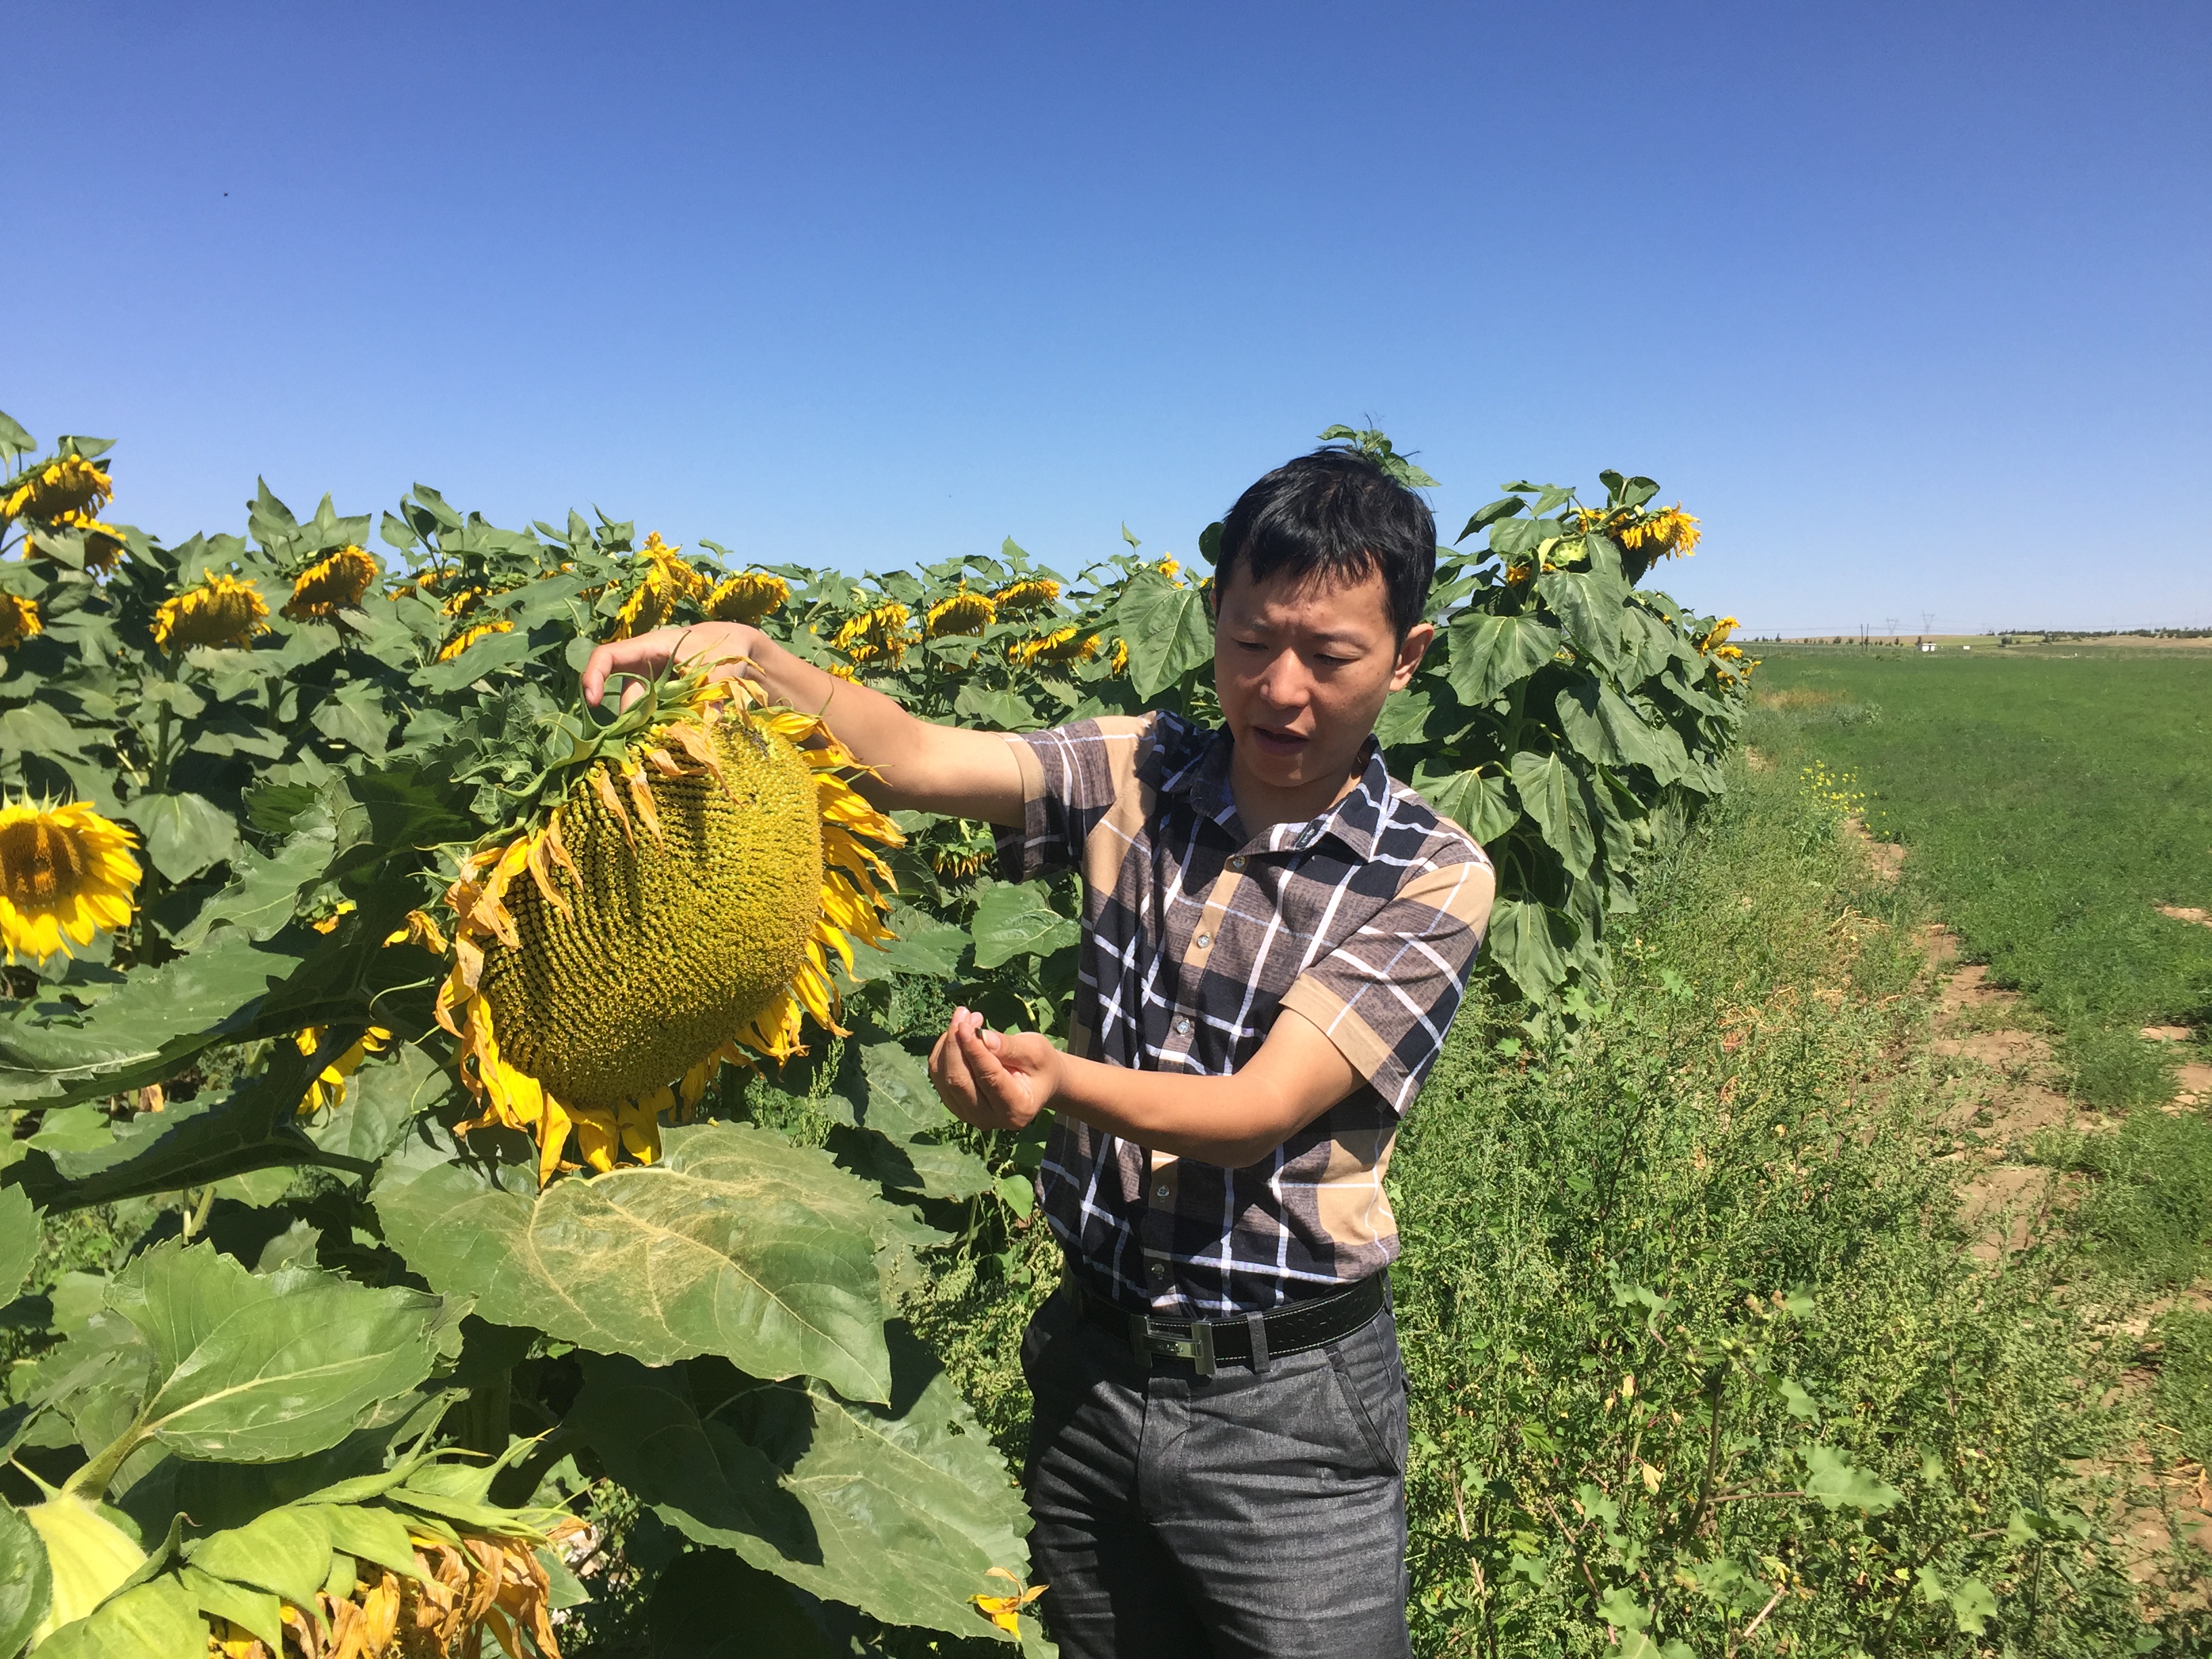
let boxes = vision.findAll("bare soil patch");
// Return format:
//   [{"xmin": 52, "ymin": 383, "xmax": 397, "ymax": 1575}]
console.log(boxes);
[
  {"xmin": 2160, "ymin": 904, "xmax": 2212, "ymax": 930},
  {"xmin": 1843, "ymin": 815, "xmax": 1904, "ymax": 884}
]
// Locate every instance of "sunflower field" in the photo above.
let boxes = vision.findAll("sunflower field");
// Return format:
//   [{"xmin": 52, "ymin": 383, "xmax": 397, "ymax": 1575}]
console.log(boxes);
[{"xmin": 0, "ymin": 409, "xmax": 1748, "ymax": 1656}]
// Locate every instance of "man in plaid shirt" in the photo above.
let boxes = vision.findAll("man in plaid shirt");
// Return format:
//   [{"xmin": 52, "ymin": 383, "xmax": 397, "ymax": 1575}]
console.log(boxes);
[{"xmin": 587, "ymin": 447, "xmax": 1493, "ymax": 1657}]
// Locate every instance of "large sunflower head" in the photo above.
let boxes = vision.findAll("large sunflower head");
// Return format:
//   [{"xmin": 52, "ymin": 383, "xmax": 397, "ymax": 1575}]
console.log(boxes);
[
  {"xmin": 283, "ymin": 544, "xmax": 380, "ymax": 619},
  {"xmin": 435, "ymin": 678, "xmax": 903, "ymax": 1183},
  {"xmin": 151, "ymin": 571, "xmax": 270, "ymax": 653},
  {"xmin": 1, "ymin": 454, "xmax": 111, "ymax": 524},
  {"xmin": 0, "ymin": 798, "xmax": 140, "ymax": 964},
  {"xmin": 990, "ymin": 577, "xmax": 1059, "ymax": 615},
  {"xmin": 708, "ymin": 571, "xmax": 790, "ymax": 625},
  {"xmin": 0, "ymin": 595, "xmax": 40, "ymax": 649},
  {"xmin": 1010, "ymin": 625, "xmax": 1097, "ymax": 668},
  {"xmin": 24, "ymin": 509, "xmax": 129, "ymax": 573},
  {"xmin": 926, "ymin": 590, "xmax": 996, "ymax": 638}
]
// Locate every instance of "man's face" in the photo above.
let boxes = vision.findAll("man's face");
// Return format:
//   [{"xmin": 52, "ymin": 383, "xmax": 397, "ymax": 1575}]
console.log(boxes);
[{"xmin": 1212, "ymin": 559, "xmax": 1433, "ymax": 799}]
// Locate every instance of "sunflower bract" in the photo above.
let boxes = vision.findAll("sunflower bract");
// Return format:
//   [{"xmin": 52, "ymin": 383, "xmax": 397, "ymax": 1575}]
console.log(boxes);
[{"xmin": 478, "ymin": 714, "xmax": 825, "ymax": 1107}]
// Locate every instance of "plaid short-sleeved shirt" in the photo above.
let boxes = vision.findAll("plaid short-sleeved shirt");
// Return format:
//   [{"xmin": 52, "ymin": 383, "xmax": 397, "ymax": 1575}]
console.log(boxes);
[{"xmin": 997, "ymin": 710, "xmax": 1493, "ymax": 1318}]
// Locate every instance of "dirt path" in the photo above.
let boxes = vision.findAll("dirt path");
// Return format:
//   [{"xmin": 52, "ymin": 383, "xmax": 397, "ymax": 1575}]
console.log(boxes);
[{"xmin": 1843, "ymin": 819, "xmax": 2212, "ymax": 1598}]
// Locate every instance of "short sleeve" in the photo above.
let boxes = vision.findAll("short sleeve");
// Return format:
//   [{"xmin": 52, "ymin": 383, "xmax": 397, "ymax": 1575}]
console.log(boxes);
[
  {"xmin": 1275, "ymin": 851, "xmax": 1494, "ymax": 1114},
  {"xmin": 993, "ymin": 716, "xmax": 1157, "ymax": 884}
]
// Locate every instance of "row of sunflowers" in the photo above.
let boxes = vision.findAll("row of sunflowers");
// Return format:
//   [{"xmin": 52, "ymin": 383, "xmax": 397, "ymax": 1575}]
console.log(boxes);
[{"xmin": 0, "ymin": 410, "xmax": 1748, "ymax": 1656}]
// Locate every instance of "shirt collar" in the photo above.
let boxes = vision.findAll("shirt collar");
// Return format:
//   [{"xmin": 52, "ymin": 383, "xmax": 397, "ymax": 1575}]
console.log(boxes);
[{"xmin": 1166, "ymin": 723, "xmax": 1390, "ymax": 863}]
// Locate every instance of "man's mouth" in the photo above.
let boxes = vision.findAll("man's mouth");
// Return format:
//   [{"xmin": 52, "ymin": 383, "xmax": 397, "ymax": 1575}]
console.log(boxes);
[{"xmin": 1247, "ymin": 724, "xmax": 1310, "ymax": 758}]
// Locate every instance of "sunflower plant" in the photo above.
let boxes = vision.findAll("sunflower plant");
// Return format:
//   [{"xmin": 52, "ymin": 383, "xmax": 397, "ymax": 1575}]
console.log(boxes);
[{"xmin": 0, "ymin": 408, "xmax": 1746, "ymax": 1657}]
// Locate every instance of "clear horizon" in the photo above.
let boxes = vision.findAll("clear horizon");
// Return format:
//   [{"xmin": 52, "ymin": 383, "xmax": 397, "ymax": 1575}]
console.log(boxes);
[{"xmin": 11, "ymin": 2, "xmax": 2208, "ymax": 635}]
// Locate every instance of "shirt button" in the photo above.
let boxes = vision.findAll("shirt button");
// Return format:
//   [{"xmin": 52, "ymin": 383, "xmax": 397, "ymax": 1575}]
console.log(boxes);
[
  {"xmin": 1229, "ymin": 855, "xmax": 1246, "ymax": 871},
  {"xmin": 1149, "ymin": 1262, "xmax": 1166, "ymax": 1277},
  {"xmin": 1193, "ymin": 932, "xmax": 1211, "ymax": 949},
  {"xmin": 1174, "ymin": 1017, "xmax": 1192, "ymax": 1036},
  {"xmin": 1155, "ymin": 1185, "xmax": 1170, "ymax": 1199}
]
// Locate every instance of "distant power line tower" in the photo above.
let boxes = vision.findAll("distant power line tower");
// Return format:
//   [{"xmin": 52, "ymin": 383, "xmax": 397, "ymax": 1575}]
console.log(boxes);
[
  {"xmin": 1922, "ymin": 611, "xmax": 1935, "ymax": 634},
  {"xmin": 1883, "ymin": 617, "xmax": 1898, "ymax": 641}
]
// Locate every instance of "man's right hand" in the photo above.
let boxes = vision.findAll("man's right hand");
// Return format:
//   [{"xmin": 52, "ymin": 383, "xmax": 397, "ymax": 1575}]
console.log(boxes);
[
  {"xmin": 575, "ymin": 613, "xmax": 1027, "ymax": 825},
  {"xmin": 582, "ymin": 622, "xmax": 761, "ymax": 712}
]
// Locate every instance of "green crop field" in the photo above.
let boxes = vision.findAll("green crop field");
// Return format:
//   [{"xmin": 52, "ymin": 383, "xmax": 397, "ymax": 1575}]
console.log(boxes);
[{"xmin": 1744, "ymin": 645, "xmax": 2212, "ymax": 1108}]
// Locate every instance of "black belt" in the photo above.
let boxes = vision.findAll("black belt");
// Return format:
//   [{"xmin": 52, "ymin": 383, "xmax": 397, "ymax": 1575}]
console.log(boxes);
[{"xmin": 1069, "ymin": 1270, "xmax": 1389, "ymax": 1376}]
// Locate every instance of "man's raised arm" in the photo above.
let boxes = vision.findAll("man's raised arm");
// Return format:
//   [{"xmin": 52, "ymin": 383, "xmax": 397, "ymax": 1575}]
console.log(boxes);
[{"xmin": 581, "ymin": 621, "xmax": 1025, "ymax": 825}]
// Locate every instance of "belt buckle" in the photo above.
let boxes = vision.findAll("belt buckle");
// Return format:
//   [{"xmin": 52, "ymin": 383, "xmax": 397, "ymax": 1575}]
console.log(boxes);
[{"xmin": 1129, "ymin": 1313, "xmax": 1215, "ymax": 1376}]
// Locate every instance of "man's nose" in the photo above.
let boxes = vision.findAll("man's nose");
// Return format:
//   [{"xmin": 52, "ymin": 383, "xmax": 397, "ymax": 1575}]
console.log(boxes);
[{"xmin": 1254, "ymin": 649, "xmax": 1309, "ymax": 710}]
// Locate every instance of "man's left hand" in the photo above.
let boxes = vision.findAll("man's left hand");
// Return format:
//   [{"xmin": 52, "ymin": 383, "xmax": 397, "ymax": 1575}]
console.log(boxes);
[{"xmin": 929, "ymin": 1007, "xmax": 1061, "ymax": 1131}]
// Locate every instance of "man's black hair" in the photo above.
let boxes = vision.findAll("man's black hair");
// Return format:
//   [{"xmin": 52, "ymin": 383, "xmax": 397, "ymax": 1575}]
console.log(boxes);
[{"xmin": 1214, "ymin": 447, "xmax": 1437, "ymax": 641}]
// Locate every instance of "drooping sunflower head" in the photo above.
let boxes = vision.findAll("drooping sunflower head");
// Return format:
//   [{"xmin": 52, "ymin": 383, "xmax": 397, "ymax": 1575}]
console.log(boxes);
[
  {"xmin": 0, "ymin": 798, "xmax": 140, "ymax": 964},
  {"xmin": 283, "ymin": 544, "xmax": 380, "ymax": 619},
  {"xmin": 1696, "ymin": 616, "xmax": 1738, "ymax": 655},
  {"xmin": 1010, "ymin": 626, "xmax": 1097, "ymax": 668},
  {"xmin": 831, "ymin": 601, "xmax": 914, "ymax": 667},
  {"xmin": 0, "ymin": 595, "xmax": 40, "ymax": 650},
  {"xmin": 438, "ymin": 619, "xmax": 513, "ymax": 661},
  {"xmin": 0, "ymin": 454, "xmax": 111, "ymax": 525},
  {"xmin": 1106, "ymin": 637, "xmax": 1129, "ymax": 676},
  {"xmin": 926, "ymin": 590, "xmax": 996, "ymax": 638},
  {"xmin": 437, "ymin": 679, "xmax": 903, "ymax": 1183},
  {"xmin": 1612, "ymin": 505, "xmax": 1701, "ymax": 560},
  {"xmin": 25, "ymin": 508, "xmax": 129, "ymax": 573},
  {"xmin": 990, "ymin": 577, "xmax": 1059, "ymax": 614},
  {"xmin": 151, "ymin": 571, "xmax": 270, "ymax": 654},
  {"xmin": 609, "ymin": 533, "xmax": 709, "ymax": 640},
  {"xmin": 708, "ymin": 570, "xmax": 790, "ymax": 624}
]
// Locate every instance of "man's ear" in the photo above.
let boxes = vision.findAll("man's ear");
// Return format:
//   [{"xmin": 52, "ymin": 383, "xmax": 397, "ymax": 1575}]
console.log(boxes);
[{"xmin": 1390, "ymin": 621, "xmax": 1436, "ymax": 691}]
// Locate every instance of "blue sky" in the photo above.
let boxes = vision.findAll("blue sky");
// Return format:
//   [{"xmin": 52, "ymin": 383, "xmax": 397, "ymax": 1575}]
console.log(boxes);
[{"xmin": 12, "ymin": 2, "xmax": 2209, "ymax": 634}]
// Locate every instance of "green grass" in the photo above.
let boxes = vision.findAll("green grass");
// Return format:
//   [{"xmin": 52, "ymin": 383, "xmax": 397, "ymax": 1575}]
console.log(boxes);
[{"xmin": 1745, "ymin": 647, "xmax": 2212, "ymax": 1109}]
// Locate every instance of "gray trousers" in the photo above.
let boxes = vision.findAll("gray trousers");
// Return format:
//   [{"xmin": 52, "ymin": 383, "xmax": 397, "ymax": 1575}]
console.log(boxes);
[{"xmin": 1021, "ymin": 1282, "xmax": 1412, "ymax": 1659}]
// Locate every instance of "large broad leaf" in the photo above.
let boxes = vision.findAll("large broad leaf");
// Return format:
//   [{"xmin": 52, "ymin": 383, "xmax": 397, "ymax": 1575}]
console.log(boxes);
[
  {"xmin": 569, "ymin": 1355, "xmax": 815, "ymax": 1563},
  {"xmin": 859, "ymin": 1044, "xmax": 955, "ymax": 1143},
  {"xmin": 169, "ymin": 831, "xmax": 335, "ymax": 949},
  {"xmin": 0, "ymin": 1189, "xmax": 39, "ymax": 1305},
  {"xmin": 1535, "ymin": 569, "xmax": 1629, "ymax": 676},
  {"xmin": 0, "ymin": 926, "xmax": 314, "ymax": 1109},
  {"xmin": 1370, "ymin": 688, "xmax": 1431, "ymax": 753},
  {"xmin": 1409, "ymin": 766, "xmax": 1517, "ymax": 844},
  {"xmin": 413, "ymin": 623, "xmax": 534, "ymax": 691},
  {"xmin": 952, "ymin": 684, "xmax": 1039, "ymax": 733},
  {"xmin": 1617, "ymin": 604, "xmax": 1696, "ymax": 685},
  {"xmin": 0, "ymin": 1502, "xmax": 51, "ymax": 1657},
  {"xmin": 180, "ymin": 1505, "xmax": 333, "ymax": 1607},
  {"xmin": 9, "ymin": 1029, "xmax": 360, "ymax": 1211},
  {"xmin": 306, "ymin": 1044, "xmax": 449, "ymax": 1166},
  {"xmin": 649, "ymin": 1548, "xmax": 839, "ymax": 1659},
  {"xmin": 1554, "ymin": 680, "xmax": 1684, "ymax": 785},
  {"xmin": 834, "ymin": 1130, "xmax": 996, "ymax": 1204},
  {"xmin": 33, "ymin": 1575, "xmax": 202, "ymax": 1659},
  {"xmin": 373, "ymin": 1123, "xmax": 897, "ymax": 1402},
  {"xmin": 1445, "ymin": 612, "xmax": 1562, "ymax": 705},
  {"xmin": 104, "ymin": 1242, "xmax": 442, "ymax": 1465},
  {"xmin": 307, "ymin": 682, "xmax": 392, "ymax": 759},
  {"xmin": 970, "ymin": 880, "xmax": 1078, "ymax": 969},
  {"xmin": 1508, "ymin": 752, "xmax": 1595, "ymax": 878},
  {"xmin": 129, "ymin": 792, "xmax": 242, "ymax": 884},
  {"xmin": 1111, "ymin": 572, "xmax": 1212, "ymax": 698},
  {"xmin": 1486, "ymin": 897, "xmax": 1572, "ymax": 1002},
  {"xmin": 1801, "ymin": 1444, "xmax": 1902, "ymax": 1513},
  {"xmin": 581, "ymin": 1330, "xmax": 1033, "ymax": 1641},
  {"xmin": 846, "ymin": 907, "xmax": 970, "ymax": 982},
  {"xmin": 0, "ymin": 704, "xmax": 88, "ymax": 757},
  {"xmin": 176, "ymin": 1565, "xmax": 283, "ymax": 1652}
]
